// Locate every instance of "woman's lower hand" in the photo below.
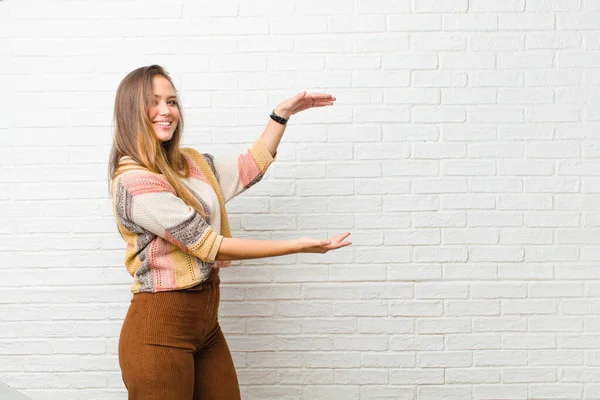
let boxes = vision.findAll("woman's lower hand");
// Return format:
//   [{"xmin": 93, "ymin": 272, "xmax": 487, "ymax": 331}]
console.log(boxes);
[{"xmin": 296, "ymin": 232, "xmax": 352, "ymax": 254}]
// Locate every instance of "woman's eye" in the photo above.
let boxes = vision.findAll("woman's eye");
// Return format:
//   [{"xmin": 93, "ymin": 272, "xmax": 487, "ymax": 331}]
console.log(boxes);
[{"xmin": 168, "ymin": 101, "xmax": 177, "ymax": 106}]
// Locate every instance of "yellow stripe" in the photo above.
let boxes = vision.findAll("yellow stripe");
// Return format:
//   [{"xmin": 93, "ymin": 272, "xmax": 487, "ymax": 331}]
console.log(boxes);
[
  {"xmin": 189, "ymin": 227, "xmax": 219, "ymax": 263},
  {"xmin": 171, "ymin": 246, "xmax": 199, "ymax": 287},
  {"xmin": 180, "ymin": 148, "xmax": 231, "ymax": 239},
  {"xmin": 249, "ymin": 138, "xmax": 275, "ymax": 172}
]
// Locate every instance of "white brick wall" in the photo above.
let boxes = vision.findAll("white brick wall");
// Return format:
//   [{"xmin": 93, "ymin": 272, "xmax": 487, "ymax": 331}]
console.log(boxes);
[{"xmin": 1, "ymin": 0, "xmax": 600, "ymax": 399}]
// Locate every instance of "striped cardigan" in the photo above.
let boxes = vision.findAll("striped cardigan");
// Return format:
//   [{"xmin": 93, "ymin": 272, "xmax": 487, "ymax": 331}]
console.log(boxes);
[{"xmin": 111, "ymin": 138, "xmax": 275, "ymax": 293}]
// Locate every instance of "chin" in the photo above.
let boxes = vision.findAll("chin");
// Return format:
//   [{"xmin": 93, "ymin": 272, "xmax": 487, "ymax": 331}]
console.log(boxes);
[{"xmin": 155, "ymin": 130, "xmax": 175, "ymax": 142}]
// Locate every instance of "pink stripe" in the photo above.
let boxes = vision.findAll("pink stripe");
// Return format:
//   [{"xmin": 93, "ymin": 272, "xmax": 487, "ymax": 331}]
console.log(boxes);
[
  {"xmin": 150, "ymin": 238, "xmax": 177, "ymax": 291},
  {"xmin": 120, "ymin": 172, "xmax": 175, "ymax": 196},
  {"xmin": 185, "ymin": 155, "xmax": 210, "ymax": 184},
  {"xmin": 238, "ymin": 152, "xmax": 262, "ymax": 187}
]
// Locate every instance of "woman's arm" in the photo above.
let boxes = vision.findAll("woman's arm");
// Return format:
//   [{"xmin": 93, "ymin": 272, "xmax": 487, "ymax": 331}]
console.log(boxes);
[
  {"xmin": 216, "ymin": 232, "xmax": 352, "ymax": 261},
  {"xmin": 260, "ymin": 91, "xmax": 336, "ymax": 156},
  {"xmin": 204, "ymin": 92, "xmax": 336, "ymax": 203}
]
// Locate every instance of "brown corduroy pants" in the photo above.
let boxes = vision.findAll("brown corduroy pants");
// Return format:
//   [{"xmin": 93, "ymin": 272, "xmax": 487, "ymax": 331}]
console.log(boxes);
[{"xmin": 118, "ymin": 269, "xmax": 241, "ymax": 400}]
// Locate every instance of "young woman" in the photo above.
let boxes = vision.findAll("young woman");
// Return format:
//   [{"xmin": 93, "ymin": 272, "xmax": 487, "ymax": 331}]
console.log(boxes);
[{"xmin": 108, "ymin": 65, "xmax": 352, "ymax": 400}]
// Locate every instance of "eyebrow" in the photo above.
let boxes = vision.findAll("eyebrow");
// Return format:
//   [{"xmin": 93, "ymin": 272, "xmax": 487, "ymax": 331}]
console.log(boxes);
[{"xmin": 154, "ymin": 95, "xmax": 177, "ymax": 100}]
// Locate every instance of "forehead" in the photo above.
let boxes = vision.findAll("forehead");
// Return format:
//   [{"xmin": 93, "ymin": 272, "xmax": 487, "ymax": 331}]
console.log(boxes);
[{"xmin": 152, "ymin": 75, "xmax": 175, "ymax": 96}]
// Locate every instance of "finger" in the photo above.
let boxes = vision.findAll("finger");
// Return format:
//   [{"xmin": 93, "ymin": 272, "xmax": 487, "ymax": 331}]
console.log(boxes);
[
  {"xmin": 307, "ymin": 93, "xmax": 335, "ymax": 100},
  {"xmin": 331, "ymin": 235, "xmax": 350, "ymax": 245},
  {"xmin": 327, "ymin": 234, "xmax": 351, "ymax": 245},
  {"xmin": 333, "ymin": 232, "xmax": 352, "ymax": 241},
  {"xmin": 312, "ymin": 102, "xmax": 335, "ymax": 107},
  {"xmin": 325, "ymin": 241, "xmax": 352, "ymax": 251}
]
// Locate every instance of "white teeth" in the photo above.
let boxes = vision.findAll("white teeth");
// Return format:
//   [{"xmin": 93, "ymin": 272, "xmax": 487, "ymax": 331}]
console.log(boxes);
[{"xmin": 154, "ymin": 122, "xmax": 171, "ymax": 126}]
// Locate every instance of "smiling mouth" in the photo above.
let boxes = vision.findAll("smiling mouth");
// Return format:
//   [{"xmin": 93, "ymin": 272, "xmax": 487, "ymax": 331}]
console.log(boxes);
[{"xmin": 154, "ymin": 121, "xmax": 172, "ymax": 127}]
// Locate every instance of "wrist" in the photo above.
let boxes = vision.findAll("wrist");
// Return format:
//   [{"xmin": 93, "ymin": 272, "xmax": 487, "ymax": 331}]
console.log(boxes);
[
  {"xmin": 292, "ymin": 239, "xmax": 306, "ymax": 254},
  {"xmin": 274, "ymin": 105, "xmax": 292, "ymax": 120}
]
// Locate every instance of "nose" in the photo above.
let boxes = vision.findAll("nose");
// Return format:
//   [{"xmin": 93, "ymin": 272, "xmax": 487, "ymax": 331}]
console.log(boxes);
[{"xmin": 158, "ymin": 101, "xmax": 171, "ymax": 115}]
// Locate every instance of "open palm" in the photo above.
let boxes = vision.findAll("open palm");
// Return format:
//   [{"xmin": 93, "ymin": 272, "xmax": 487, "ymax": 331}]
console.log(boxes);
[{"xmin": 297, "ymin": 232, "xmax": 352, "ymax": 254}]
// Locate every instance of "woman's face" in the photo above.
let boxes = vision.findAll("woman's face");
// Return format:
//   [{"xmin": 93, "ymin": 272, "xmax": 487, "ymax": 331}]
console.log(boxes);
[{"xmin": 149, "ymin": 75, "xmax": 180, "ymax": 142}]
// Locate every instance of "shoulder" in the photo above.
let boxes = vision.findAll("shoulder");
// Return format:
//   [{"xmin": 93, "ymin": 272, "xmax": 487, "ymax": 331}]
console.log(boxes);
[{"xmin": 115, "ymin": 162, "xmax": 176, "ymax": 196}]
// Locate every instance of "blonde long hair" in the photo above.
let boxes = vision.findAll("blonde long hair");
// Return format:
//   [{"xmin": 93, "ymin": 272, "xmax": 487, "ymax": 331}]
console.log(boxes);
[{"xmin": 108, "ymin": 65, "xmax": 205, "ymax": 216}]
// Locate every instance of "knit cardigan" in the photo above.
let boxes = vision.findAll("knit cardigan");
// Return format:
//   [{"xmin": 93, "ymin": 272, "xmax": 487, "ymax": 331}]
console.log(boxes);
[{"xmin": 111, "ymin": 138, "xmax": 275, "ymax": 293}]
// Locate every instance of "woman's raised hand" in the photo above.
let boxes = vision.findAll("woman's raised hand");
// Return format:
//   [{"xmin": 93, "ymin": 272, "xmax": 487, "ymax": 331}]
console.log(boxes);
[
  {"xmin": 296, "ymin": 232, "xmax": 352, "ymax": 254},
  {"xmin": 275, "ymin": 91, "xmax": 336, "ymax": 119}
]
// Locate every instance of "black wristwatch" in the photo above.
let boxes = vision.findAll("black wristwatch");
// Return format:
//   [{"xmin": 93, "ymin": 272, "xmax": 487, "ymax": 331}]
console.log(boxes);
[{"xmin": 270, "ymin": 109, "xmax": 288, "ymax": 125}]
